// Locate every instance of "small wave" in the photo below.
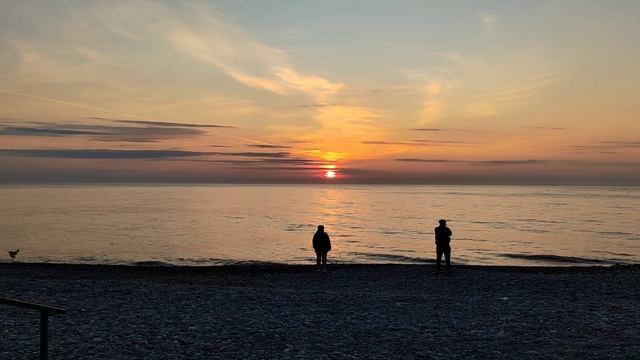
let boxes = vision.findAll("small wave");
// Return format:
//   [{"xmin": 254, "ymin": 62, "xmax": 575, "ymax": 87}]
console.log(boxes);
[
  {"xmin": 518, "ymin": 228, "xmax": 551, "ymax": 234},
  {"xmin": 513, "ymin": 218, "xmax": 563, "ymax": 224},
  {"xmin": 284, "ymin": 223, "xmax": 312, "ymax": 232},
  {"xmin": 499, "ymin": 253, "xmax": 607, "ymax": 264},
  {"xmin": 380, "ymin": 229, "xmax": 402, "ymax": 235},
  {"xmin": 575, "ymin": 229, "xmax": 634, "ymax": 237},
  {"xmin": 350, "ymin": 252, "xmax": 433, "ymax": 264},
  {"xmin": 455, "ymin": 237, "xmax": 488, "ymax": 242},
  {"xmin": 130, "ymin": 261, "xmax": 174, "ymax": 267}
]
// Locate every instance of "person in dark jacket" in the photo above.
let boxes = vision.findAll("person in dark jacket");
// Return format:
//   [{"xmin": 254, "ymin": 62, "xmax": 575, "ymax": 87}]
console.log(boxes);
[
  {"xmin": 434, "ymin": 219, "xmax": 452, "ymax": 273},
  {"xmin": 312, "ymin": 225, "xmax": 331, "ymax": 267}
]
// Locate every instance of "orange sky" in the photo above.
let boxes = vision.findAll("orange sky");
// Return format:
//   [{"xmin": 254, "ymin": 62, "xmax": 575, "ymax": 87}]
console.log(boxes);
[{"xmin": 1, "ymin": 1, "xmax": 639, "ymax": 184}]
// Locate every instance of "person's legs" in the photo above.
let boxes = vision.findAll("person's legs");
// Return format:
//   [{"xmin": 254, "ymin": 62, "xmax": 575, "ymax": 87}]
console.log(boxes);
[
  {"xmin": 444, "ymin": 246, "xmax": 451, "ymax": 273},
  {"xmin": 316, "ymin": 251, "xmax": 322, "ymax": 266},
  {"xmin": 321, "ymin": 252, "xmax": 327, "ymax": 265},
  {"xmin": 436, "ymin": 246, "xmax": 444, "ymax": 272}
]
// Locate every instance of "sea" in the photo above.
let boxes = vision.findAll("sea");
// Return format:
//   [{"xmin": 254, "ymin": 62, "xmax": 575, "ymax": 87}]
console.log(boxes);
[{"xmin": 1, "ymin": 184, "xmax": 638, "ymax": 266}]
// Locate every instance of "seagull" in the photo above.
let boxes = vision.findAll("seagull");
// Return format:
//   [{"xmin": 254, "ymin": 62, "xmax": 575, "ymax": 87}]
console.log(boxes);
[{"xmin": 7, "ymin": 249, "xmax": 20, "ymax": 259}]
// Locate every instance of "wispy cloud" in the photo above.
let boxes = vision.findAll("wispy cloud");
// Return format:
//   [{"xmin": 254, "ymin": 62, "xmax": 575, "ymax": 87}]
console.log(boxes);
[
  {"xmin": 560, "ymin": 140, "xmax": 640, "ymax": 152},
  {"xmin": 246, "ymin": 144, "xmax": 292, "ymax": 149},
  {"xmin": 460, "ymin": 74, "xmax": 556, "ymax": 117},
  {"xmin": 396, "ymin": 158, "xmax": 640, "ymax": 167},
  {"xmin": 411, "ymin": 128, "xmax": 446, "ymax": 132},
  {"xmin": 396, "ymin": 158, "xmax": 547, "ymax": 165},
  {"xmin": 362, "ymin": 139, "xmax": 477, "ymax": 147},
  {"xmin": 531, "ymin": 126, "xmax": 567, "ymax": 131},
  {"xmin": 166, "ymin": 4, "xmax": 345, "ymax": 100},
  {"xmin": 477, "ymin": 11, "xmax": 499, "ymax": 36},
  {"xmin": 86, "ymin": 117, "xmax": 234, "ymax": 128}
]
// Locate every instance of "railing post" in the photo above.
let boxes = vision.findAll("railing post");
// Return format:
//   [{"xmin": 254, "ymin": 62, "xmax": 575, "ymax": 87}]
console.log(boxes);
[
  {"xmin": 0, "ymin": 297, "xmax": 64, "ymax": 360},
  {"xmin": 40, "ymin": 310, "xmax": 48, "ymax": 360}
]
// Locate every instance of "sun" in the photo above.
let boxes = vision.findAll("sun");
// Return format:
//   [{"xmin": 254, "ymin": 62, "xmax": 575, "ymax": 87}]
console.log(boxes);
[{"xmin": 324, "ymin": 170, "xmax": 337, "ymax": 179}]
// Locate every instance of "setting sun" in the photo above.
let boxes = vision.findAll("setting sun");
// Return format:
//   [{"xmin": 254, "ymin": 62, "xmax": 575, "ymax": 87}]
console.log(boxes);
[{"xmin": 324, "ymin": 170, "xmax": 337, "ymax": 179}]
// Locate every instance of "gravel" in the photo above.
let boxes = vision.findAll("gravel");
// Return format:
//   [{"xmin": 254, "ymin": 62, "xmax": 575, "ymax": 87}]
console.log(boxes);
[{"xmin": 1, "ymin": 263, "xmax": 639, "ymax": 359}]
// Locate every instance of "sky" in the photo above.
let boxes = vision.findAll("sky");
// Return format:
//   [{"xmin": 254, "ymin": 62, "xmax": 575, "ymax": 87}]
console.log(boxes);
[{"xmin": 0, "ymin": 0, "xmax": 639, "ymax": 184}]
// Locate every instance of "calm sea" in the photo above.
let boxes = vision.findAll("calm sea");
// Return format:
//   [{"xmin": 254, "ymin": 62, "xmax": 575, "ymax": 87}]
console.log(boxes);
[{"xmin": 1, "ymin": 185, "xmax": 638, "ymax": 266}]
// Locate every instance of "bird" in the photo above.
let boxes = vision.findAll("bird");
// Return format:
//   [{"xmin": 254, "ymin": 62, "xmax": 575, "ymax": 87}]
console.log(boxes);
[{"xmin": 7, "ymin": 249, "xmax": 20, "ymax": 259}]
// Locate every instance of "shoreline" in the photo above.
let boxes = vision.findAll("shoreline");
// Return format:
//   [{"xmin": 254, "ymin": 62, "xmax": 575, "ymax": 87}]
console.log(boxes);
[{"xmin": 2, "ymin": 261, "xmax": 637, "ymax": 274}]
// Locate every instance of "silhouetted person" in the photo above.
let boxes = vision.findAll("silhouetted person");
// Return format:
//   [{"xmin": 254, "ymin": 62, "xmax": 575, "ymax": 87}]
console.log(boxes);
[
  {"xmin": 434, "ymin": 219, "xmax": 452, "ymax": 273},
  {"xmin": 313, "ymin": 225, "xmax": 331, "ymax": 269}
]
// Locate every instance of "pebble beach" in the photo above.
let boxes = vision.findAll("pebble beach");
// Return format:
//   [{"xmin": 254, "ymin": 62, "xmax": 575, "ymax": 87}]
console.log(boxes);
[{"xmin": 2, "ymin": 263, "xmax": 639, "ymax": 359}]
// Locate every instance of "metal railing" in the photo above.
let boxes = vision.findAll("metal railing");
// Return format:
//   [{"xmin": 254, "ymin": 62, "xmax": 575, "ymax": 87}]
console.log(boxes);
[{"xmin": 0, "ymin": 297, "xmax": 66, "ymax": 360}]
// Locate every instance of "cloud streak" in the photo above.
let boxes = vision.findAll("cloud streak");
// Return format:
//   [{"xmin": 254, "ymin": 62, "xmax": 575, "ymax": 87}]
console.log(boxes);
[
  {"xmin": 396, "ymin": 158, "xmax": 640, "ymax": 167},
  {"xmin": 86, "ymin": 117, "xmax": 234, "ymax": 128},
  {"xmin": 0, "ymin": 121, "xmax": 206, "ymax": 142},
  {"xmin": 166, "ymin": 4, "xmax": 345, "ymax": 100},
  {"xmin": 0, "ymin": 149, "xmax": 209, "ymax": 159},
  {"xmin": 363, "ymin": 139, "xmax": 477, "ymax": 147}
]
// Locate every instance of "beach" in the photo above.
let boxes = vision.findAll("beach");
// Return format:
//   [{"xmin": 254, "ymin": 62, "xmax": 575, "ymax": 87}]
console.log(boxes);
[{"xmin": 2, "ymin": 263, "xmax": 639, "ymax": 359}]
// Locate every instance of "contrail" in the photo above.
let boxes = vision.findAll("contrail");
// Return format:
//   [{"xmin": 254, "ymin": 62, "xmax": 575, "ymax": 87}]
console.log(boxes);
[{"xmin": 0, "ymin": 88, "xmax": 269, "ymax": 145}]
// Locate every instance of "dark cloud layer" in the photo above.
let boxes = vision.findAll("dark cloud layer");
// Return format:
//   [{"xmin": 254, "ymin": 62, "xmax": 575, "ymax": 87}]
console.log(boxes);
[
  {"xmin": 0, "ymin": 148, "xmax": 296, "ymax": 160},
  {"xmin": 0, "ymin": 148, "xmax": 209, "ymax": 159},
  {"xmin": 0, "ymin": 126, "xmax": 106, "ymax": 136},
  {"xmin": 0, "ymin": 121, "xmax": 207, "ymax": 142}
]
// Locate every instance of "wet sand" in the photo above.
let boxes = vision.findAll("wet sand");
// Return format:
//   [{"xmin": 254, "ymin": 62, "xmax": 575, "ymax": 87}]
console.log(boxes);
[{"xmin": 1, "ymin": 263, "xmax": 639, "ymax": 359}]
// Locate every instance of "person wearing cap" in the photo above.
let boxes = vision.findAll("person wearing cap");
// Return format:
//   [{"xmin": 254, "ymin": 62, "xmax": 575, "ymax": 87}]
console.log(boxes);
[
  {"xmin": 312, "ymin": 225, "xmax": 331, "ymax": 269},
  {"xmin": 434, "ymin": 219, "xmax": 453, "ymax": 273}
]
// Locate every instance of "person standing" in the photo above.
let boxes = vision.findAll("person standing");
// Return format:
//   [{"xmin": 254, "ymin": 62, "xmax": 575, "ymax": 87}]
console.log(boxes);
[
  {"xmin": 434, "ymin": 219, "xmax": 452, "ymax": 273},
  {"xmin": 312, "ymin": 225, "xmax": 331, "ymax": 269}
]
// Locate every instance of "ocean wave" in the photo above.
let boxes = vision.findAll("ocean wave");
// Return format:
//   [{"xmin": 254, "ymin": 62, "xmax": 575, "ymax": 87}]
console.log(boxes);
[
  {"xmin": 130, "ymin": 261, "xmax": 175, "ymax": 267},
  {"xmin": 350, "ymin": 252, "xmax": 433, "ymax": 264},
  {"xmin": 499, "ymin": 253, "xmax": 608, "ymax": 264}
]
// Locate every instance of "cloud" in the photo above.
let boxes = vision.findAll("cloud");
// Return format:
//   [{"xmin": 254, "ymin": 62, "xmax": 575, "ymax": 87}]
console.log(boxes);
[
  {"xmin": 396, "ymin": 158, "xmax": 640, "ymax": 167},
  {"xmin": 165, "ymin": 5, "xmax": 344, "ymax": 100},
  {"xmin": 209, "ymin": 151, "xmax": 291, "ymax": 158},
  {"xmin": 460, "ymin": 74, "xmax": 556, "ymax": 117},
  {"xmin": 0, "ymin": 148, "xmax": 209, "ymax": 159},
  {"xmin": 0, "ymin": 126, "xmax": 106, "ymax": 136},
  {"xmin": 421, "ymin": 83, "xmax": 444, "ymax": 124},
  {"xmin": 363, "ymin": 140, "xmax": 477, "ymax": 147},
  {"xmin": 560, "ymin": 140, "xmax": 640, "ymax": 152},
  {"xmin": 298, "ymin": 104, "xmax": 331, "ymax": 108},
  {"xmin": 86, "ymin": 117, "xmax": 234, "ymax": 128},
  {"xmin": 395, "ymin": 158, "xmax": 459, "ymax": 163},
  {"xmin": 0, "ymin": 148, "xmax": 298, "ymax": 160},
  {"xmin": 479, "ymin": 160, "xmax": 548, "ymax": 165},
  {"xmin": 598, "ymin": 141, "xmax": 640, "ymax": 147},
  {"xmin": 477, "ymin": 11, "xmax": 499, "ymax": 36},
  {"xmin": 0, "ymin": 120, "xmax": 210, "ymax": 142},
  {"xmin": 396, "ymin": 158, "xmax": 546, "ymax": 165},
  {"xmin": 246, "ymin": 144, "xmax": 292, "ymax": 149},
  {"xmin": 531, "ymin": 126, "xmax": 566, "ymax": 131}
]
